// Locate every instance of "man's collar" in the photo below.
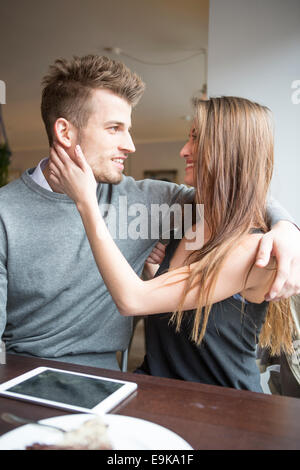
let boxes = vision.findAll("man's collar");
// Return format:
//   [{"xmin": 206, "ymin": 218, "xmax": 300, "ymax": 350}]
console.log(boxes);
[{"xmin": 30, "ymin": 157, "xmax": 53, "ymax": 192}]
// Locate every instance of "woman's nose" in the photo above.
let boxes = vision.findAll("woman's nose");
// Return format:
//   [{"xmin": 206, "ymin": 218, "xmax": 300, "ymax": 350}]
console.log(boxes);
[{"xmin": 180, "ymin": 141, "xmax": 192, "ymax": 159}]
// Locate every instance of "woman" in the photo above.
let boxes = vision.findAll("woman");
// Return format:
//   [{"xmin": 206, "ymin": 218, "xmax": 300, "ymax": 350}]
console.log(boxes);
[{"xmin": 49, "ymin": 96, "xmax": 295, "ymax": 392}]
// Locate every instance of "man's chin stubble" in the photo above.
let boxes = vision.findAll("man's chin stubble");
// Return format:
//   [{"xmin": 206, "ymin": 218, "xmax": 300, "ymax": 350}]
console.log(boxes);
[{"xmin": 94, "ymin": 172, "xmax": 123, "ymax": 185}]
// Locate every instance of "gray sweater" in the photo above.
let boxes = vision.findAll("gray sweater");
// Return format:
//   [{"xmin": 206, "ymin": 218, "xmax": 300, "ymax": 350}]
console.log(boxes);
[
  {"xmin": 0, "ymin": 169, "xmax": 194, "ymax": 370},
  {"xmin": 0, "ymin": 168, "xmax": 294, "ymax": 370}
]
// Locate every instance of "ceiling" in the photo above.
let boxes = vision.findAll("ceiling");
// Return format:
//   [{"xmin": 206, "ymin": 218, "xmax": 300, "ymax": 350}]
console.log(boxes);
[{"xmin": 0, "ymin": 0, "xmax": 209, "ymax": 151}]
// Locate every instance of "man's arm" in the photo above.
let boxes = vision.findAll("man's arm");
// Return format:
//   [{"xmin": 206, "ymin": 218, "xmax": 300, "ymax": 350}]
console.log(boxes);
[
  {"xmin": 258, "ymin": 196, "xmax": 300, "ymax": 300},
  {"xmin": 0, "ymin": 220, "xmax": 8, "ymax": 349},
  {"xmin": 266, "ymin": 195, "xmax": 297, "ymax": 227},
  {"xmin": 143, "ymin": 188, "xmax": 300, "ymax": 300}
]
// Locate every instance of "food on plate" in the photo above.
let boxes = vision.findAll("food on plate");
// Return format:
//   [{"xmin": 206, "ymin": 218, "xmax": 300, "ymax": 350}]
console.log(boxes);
[{"xmin": 26, "ymin": 416, "xmax": 112, "ymax": 450}]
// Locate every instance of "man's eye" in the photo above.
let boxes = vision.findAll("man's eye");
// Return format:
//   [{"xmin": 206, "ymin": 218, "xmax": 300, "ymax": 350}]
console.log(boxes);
[{"xmin": 109, "ymin": 126, "xmax": 119, "ymax": 133}]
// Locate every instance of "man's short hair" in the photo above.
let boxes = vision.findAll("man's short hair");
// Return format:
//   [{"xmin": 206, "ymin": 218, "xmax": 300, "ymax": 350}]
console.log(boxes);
[{"xmin": 41, "ymin": 54, "xmax": 145, "ymax": 146}]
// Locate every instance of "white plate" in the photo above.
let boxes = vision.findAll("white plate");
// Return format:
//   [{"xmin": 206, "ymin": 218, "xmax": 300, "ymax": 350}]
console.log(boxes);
[{"xmin": 0, "ymin": 413, "xmax": 193, "ymax": 450}]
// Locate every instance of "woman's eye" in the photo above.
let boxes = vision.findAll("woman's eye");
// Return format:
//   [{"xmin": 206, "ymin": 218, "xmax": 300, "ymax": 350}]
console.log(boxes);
[{"xmin": 189, "ymin": 128, "xmax": 197, "ymax": 141}]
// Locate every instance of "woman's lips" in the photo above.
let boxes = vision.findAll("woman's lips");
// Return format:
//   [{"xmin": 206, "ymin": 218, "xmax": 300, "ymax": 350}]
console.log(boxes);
[{"xmin": 185, "ymin": 162, "xmax": 194, "ymax": 171}]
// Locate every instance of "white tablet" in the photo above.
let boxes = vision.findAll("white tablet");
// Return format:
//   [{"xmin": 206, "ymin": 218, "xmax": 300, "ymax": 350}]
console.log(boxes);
[{"xmin": 0, "ymin": 367, "xmax": 137, "ymax": 414}]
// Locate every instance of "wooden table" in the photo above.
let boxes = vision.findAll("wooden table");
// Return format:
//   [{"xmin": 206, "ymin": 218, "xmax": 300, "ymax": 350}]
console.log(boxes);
[{"xmin": 0, "ymin": 354, "xmax": 300, "ymax": 450}]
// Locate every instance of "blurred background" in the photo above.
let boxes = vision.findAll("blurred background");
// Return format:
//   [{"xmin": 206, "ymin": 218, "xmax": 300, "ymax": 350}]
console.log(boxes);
[
  {"xmin": 0, "ymin": 0, "xmax": 299, "ymax": 221},
  {"xmin": 0, "ymin": 0, "xmax": 208, "ymax": 186}
]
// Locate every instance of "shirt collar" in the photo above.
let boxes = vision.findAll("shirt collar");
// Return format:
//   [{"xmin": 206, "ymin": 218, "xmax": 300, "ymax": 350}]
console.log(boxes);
[{"xmin": 30, "ymin": 157, "xmax": 53, "ymax": 192}]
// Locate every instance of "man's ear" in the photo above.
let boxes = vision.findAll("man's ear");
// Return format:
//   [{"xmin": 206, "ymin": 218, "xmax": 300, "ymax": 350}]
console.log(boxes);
[{"xmin": 53, "ymin": 118, "xmax": 77, "ymax": 148}]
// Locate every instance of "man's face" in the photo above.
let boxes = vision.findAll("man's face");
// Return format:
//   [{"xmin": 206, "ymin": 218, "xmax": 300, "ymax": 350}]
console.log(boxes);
[{"xmin": 76, "ymin": 89, "xmax": 135, "ymax": 184}]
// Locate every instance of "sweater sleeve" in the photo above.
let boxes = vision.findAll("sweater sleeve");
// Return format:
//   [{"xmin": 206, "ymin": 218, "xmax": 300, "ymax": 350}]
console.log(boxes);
[
  {"xmin": 0, "ymin": 219, "xmax": 8, "ymax": 340},
  {"xmin": 132, "ymin": 179, "xmax": 195, "ymax": 240},
  {"xmin": 134, "ymin": 178, "xmax": 195, "ymax": 206},
  {"xmin": 266, "ymin": 196, "xmax": 297, "ymax": 227}
]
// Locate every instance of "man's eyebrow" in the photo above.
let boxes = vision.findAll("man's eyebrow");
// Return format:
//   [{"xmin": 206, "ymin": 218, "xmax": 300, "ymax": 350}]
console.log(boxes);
[
  {"xmin": 104, "ymin": 120, "xmax": 132, "ymax": 130},
  {"xmin": 104, "ymin": 120, "xmax": 126, "ymax": 127}
]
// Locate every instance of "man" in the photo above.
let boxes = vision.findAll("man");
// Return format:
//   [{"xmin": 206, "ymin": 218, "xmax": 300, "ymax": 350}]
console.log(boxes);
[{"xmin": 0, "ymin": 55, "xmax": 299, "ymax": 371}]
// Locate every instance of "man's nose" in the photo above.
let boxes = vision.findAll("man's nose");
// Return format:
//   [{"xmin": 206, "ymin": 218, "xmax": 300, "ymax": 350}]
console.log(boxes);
[{"xmin": 121, "ymin": 132, "xmax": 135, "ymax": 154}]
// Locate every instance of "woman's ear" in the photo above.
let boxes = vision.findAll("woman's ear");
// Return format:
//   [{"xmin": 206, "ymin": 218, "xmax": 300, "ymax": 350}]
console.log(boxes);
[{"xmin": 53, "ymin": 118, "xmax": 77, "ymax": 148}]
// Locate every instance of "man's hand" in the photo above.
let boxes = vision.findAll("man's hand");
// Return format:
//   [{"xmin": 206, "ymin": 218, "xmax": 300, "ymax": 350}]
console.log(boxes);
[
  {"xmin": 142, "ymin": 242, "xmax": 166, "ymax": 280},
  {"xmin": 255, "ymin": 221, "xmax": 300, "ymax": 301},
  {"xmin": 146, "ymin": 242, "xmax": 166, "ymax": 265}
]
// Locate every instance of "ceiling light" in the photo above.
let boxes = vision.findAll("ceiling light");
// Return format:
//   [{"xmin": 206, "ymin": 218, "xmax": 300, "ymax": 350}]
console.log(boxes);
[
  {"xmin": 103, "ymin": 47, "xmax": 122, "ymax": 55},
  {"xmin": 103, "ymin": 46, "xmax": 206, "ymax": 66}
]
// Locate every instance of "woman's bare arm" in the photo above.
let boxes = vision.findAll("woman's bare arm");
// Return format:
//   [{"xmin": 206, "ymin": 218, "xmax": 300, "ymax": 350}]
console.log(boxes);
[{"xmin": 49, "ymin": 145, "xmax": 275, "ymax": 316}]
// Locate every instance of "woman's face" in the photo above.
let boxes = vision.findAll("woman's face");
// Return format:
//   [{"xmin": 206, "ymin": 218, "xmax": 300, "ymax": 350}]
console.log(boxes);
[{"xmin": 180, "ymin": 127, "xmax": 197, "ymax": 187}]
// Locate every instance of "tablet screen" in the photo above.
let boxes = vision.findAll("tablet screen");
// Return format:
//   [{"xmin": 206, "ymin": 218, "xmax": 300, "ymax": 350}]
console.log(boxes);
[{"xmin": 6, "ymin": 369, "xmax": 124, "ymax": 410}]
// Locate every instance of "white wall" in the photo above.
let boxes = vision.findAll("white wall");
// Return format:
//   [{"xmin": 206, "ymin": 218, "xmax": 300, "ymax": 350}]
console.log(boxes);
[{"xmin": 207, "ymin": 0, "xmax": 300, "ymax": 222}]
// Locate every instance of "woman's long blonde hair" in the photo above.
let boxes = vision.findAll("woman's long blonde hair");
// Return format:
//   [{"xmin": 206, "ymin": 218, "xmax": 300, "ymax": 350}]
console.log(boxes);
[{"xmin": 172, "ymin": 96, "xmax": 295, "ymax": 356}]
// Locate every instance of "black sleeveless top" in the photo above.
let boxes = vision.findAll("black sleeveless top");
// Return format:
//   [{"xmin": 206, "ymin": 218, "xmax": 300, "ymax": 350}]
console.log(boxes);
[{"xmin": 136, "ymin": 237, "xmax": 268, "ymax": 392}]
